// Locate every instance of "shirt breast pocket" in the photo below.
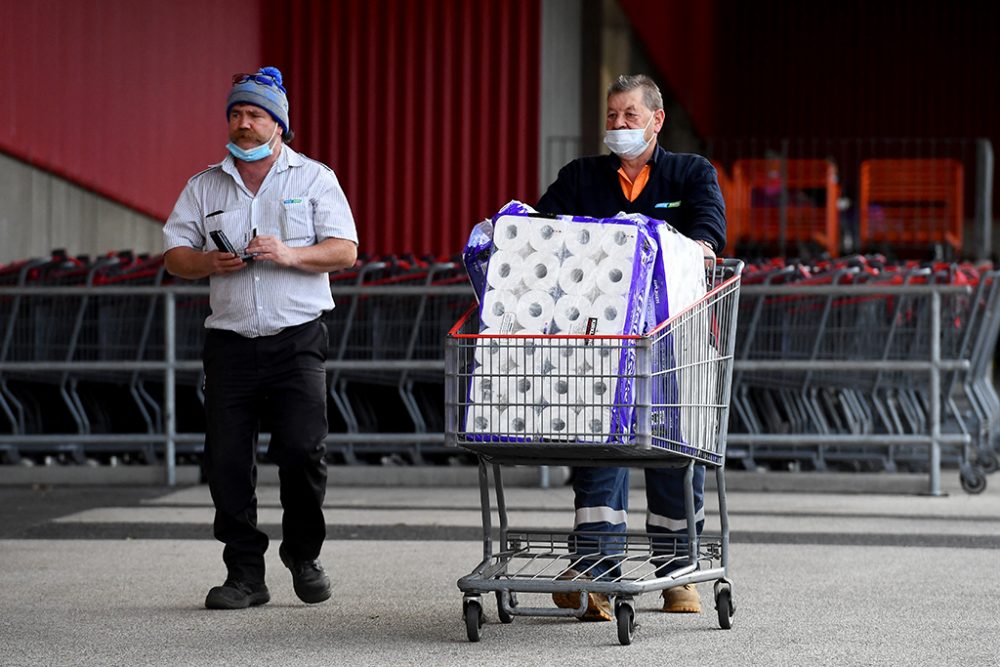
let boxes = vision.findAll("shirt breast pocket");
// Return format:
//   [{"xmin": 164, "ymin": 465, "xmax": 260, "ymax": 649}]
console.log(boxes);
[{"xmin": 280, "ymin": 199, "xmax": 315, "ymax": 247}]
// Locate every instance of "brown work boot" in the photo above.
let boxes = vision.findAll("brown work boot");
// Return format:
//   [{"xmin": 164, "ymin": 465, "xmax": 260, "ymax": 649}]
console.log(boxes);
[
  {"xmin": 552, "ymin": 569, "xmax": 613, "ymax": 622},
  {"xmin": 662, "ymin": 583, "xmax": 701, "ymax": 613}
]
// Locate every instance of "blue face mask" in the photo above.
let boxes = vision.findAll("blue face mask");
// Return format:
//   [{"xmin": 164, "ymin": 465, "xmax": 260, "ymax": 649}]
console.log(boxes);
[{"xmin": 226, "ymin": 123, "xmax": 279, "ymax": 162}]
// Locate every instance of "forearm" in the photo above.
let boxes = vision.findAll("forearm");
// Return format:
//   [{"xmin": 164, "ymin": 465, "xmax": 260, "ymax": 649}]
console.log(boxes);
[
  {"xmin": 286, "ymin": 238, "xmax": 359, "ymax": 274},
  {"xmin": 164, "ymin": 246, "xmax": 214, "ymax": 280}
]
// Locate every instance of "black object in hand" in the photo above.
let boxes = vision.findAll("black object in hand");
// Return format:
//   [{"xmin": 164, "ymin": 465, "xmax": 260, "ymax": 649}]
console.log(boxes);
[{"xmin": 210, "ymin": 230, "xmax": 254, "ymax": 262}]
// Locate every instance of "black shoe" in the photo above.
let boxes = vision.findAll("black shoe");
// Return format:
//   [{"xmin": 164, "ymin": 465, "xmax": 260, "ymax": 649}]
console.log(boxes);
[
  {"xmin": 279, "ymin": 544, "xmax": 332, "ymax": 604},
  {"xmin": 205, "ymin": 579, "xmax": 270, "ymax": 610}
]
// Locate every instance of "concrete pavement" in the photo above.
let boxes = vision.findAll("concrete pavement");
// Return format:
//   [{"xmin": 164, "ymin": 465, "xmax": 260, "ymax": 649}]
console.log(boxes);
[{"xmin": 1, "ymin": 471, "xmax": 999, "ymax": 666}]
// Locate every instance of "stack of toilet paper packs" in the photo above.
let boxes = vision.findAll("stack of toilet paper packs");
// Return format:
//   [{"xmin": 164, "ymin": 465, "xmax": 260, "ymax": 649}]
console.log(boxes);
[{"xmin": 463, "ymin": 201, "xmax": 707, "ymax": 446}]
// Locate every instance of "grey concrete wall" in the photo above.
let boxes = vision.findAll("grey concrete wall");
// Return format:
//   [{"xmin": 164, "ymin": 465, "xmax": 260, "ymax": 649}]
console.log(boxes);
[
  {"xmin": 0, "ymin": 152, "xmax": 163, "ymax": 264},
  {"xmin": 539, "ymin": 0, "xmax": 583, "ymax": 196}
]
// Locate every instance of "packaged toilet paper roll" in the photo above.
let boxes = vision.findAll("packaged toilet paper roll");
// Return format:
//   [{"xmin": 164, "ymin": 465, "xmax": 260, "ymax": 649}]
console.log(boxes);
[
  {"xmin": 542, "ymin": 375, "xmax": 584, "ymax": 409},
  {"xmin": 505, "ymin": 373, "xmax": 543, "ymax": 408},
  {"xmin": 590, "ymin": 293, "xmax": 628, "ymax": 333},
  {"xmin": 521, "ymin": 252, "xmax": 561, "ymax": 291},
  {"xmin": 517, "ymin": 339, "xmax": 552, "ymax": 375},
  {"xmin": 579, "ymin": 375, "xmax": 616, "ymax": 405},
  {"xmin": 595, "ymin": 256, "xmax": 632, "ymax": 295},
  {"xmin": 574, "ymin": 406, "xmax": 612, "ymax": 441},
  {"xmin": 536, "ymin": 406, "xmax": 575, "ymax": 440},
  {"xmin": 564, "ymin": 223, "xmax": 606, "ymax": 257},
  {"xmin": 576, "ymin": 343, "xmax": 616, "ymax": 377},
  {"xmin": 486, "ymin": 251, "xmax": 525, "ymax": 290},
  {"xmin": 480, "ymin": 290, "xmax": 518, "ymax": 330},
  {"xmin": 470, "ymin": 373, "xmax": 510, "ymax": 405},
  {"xmin": 466, "ymin": 405, "xmax": 503, "ymax": 435},
  {"xmin": 515, "ymin": 290, "xmax": 556, "ymax": 333},
  {"xmin": 473, "ymin": 332, "xmax": 514, "ymax": 371},
  {"xmin": 557, "ymin": 256, "xmax": 598, "ymax": 296},
  {"xmin": 503, "ymin": 406, "xmax": 537, "ymax": 438},
  {"xmin": 492, "ymin": 216, "xmax": 531, "ymax": 253},
  {"xmin": 546, "ymin": 346, "xmax": 589, "ymax": 376},
  {"xmin": 600, "ymin": 224, "xmax": 638, "ymax": 257},
  {"xmin": 553, "ymin": 294, "xmax": 592, "ymax": 334},
  {"xmin": 528, "ymin": 219, "xmax": 566, "ymax": 252}
]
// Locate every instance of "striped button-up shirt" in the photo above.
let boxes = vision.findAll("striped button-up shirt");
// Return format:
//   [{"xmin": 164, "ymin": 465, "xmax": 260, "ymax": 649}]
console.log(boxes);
[{"xmin": 163, "ymin": 146, "xmax": 358, "ymax": 337}]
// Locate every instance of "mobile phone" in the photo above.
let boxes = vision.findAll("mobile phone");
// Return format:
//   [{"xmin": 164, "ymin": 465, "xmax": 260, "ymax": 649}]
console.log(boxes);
[{"xmin": 209, "ymin": 230, "xmax": 254, "ymax": 262}]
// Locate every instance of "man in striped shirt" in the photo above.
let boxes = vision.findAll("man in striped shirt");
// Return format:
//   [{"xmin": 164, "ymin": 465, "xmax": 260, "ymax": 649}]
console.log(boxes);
[{"xmin": 163, "ymin": 67, "xmax": 358, "ymax": 610}]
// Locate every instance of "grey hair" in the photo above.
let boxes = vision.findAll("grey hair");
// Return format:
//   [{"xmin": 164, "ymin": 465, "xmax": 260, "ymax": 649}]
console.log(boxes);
[{"xmin": 607, "ymin": 74, "xmax": 663, "ymax": 112}]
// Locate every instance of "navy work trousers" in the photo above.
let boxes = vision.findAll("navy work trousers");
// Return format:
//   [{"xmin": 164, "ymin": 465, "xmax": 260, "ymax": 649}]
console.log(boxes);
[{"xmin": 202, "ymin": 318, "xmax": 329, "ymax": 583}]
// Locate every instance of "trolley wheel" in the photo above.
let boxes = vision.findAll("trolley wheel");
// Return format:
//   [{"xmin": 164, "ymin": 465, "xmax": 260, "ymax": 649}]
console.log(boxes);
[
  {"xmin": 979, "ymin": 451, "xmax": 999, "ymax": 474},
  {"xmin": 464, "ymin": 599, "xmax": 484, "ymax": 642},
  {"xmin": 715, "ymin": 585, "xmax": 735, "ymax": 630},
  {"xmin": 615, "ymin": 601, "xmax": 636, "ymax": 645},
  {"xmin": 496, "ymin": 591, "xmax": 515, "ymax": 624},
  {"xmin": 960, "ymin": 465, "xmax": 988, "ymax": 495}
]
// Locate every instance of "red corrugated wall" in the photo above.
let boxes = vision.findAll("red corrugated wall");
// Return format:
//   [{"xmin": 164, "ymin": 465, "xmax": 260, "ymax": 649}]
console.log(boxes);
[
  {"xmin": 266, "ymin": 0, "xmax": 541, "ymax": 259},
  {"xmin": 0, "ymin": 0, "xmax": 262, "ymax": 222}
]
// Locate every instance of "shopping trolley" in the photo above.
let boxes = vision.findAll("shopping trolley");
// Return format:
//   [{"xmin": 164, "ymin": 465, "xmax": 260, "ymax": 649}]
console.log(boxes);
[{"xmin": 444, "ymin": 258, "xmax": 743, "ymax": 644}]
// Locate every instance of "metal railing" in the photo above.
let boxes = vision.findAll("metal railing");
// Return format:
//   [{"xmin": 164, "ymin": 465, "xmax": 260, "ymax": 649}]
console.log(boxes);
[{"xmin": 1, "ymin": 274, "xmax": 997, "ymax": 493}]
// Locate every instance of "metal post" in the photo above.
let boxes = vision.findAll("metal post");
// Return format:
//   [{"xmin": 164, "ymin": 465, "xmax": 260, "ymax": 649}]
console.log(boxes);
[
  {"xmin": 164, "ymin": 292, "xmax": 177, "ymax": 487},
  {"xmin": 928, "ymin": 291, "xmax": 942, "ymax": 496},
  {"xmin": 974, "ymin": 139, "xmax": 994, "ymax": 261}
]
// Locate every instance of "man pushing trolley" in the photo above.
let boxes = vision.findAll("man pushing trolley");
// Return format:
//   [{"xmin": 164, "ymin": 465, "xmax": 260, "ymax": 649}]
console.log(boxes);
[{"xmin": 447, "ymin": 202, "xmax": 742, "ymax": 644}]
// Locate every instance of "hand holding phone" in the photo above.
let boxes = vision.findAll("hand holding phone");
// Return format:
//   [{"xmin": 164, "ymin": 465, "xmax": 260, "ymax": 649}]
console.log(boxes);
[{"xmin": 210, "ymin": 230, "xmax": 254, "ymax": 262}]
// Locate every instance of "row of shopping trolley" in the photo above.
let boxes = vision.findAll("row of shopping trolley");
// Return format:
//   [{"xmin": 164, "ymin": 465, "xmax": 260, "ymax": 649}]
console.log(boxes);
[
  {"xmin": 0, "ymin": 249, "xmax": 471, "ymax": 466},
  {"xmin": 730, "ymin": 254, "xmax": 1000, "ymax": 493},
  {"xmin": 1, "ymin": 249, "xmax": 998, "ymax": 492}
]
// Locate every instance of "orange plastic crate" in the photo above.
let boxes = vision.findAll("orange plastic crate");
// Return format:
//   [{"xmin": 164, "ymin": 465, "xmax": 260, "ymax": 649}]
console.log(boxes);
[
  {"xmin": 859, "ymin": 158, "xmax": 964, "ymax": 254},
  {"xmin": 730, "ymin": 159, "xmax": 840, "ymax": 256}
]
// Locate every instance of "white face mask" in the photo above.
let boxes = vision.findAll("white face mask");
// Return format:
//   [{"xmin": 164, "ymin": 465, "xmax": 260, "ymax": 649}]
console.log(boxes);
[{"xmin": 604, "ymin": 113, "xmax": 656, "ymax": 159}]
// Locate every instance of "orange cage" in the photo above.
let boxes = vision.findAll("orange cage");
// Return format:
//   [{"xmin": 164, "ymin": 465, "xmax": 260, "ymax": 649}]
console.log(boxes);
[
  {"xmin": 859, "ymin": 158, "xmax": 964, "ymax": 255},
  {"xmin": 728, "ymin": 159, "xmax": 840, "ymax": 256}
]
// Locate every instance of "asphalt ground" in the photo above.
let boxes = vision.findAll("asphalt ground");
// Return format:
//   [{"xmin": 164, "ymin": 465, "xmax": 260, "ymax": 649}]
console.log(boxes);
[{"xmin": 1, "ymin": 470, "xmax": 999, "ymax": 666}]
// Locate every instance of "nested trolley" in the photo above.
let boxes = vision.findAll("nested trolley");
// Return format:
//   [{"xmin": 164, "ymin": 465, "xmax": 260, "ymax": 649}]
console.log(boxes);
[{"xmin": 445, "ymin": 258, "xmax": 744, "ymax": 644}]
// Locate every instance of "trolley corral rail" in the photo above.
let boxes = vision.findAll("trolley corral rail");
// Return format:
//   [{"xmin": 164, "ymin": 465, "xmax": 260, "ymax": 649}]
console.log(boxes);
[{"xmin": 0, "ymin": 256, "xmax": 998, "ymax": 495}]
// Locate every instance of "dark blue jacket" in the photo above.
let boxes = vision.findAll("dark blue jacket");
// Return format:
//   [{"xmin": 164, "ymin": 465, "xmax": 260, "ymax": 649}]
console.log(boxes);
[{"xmin": 536, "ymin": 145, "xmax": 727, "ymax": 252}]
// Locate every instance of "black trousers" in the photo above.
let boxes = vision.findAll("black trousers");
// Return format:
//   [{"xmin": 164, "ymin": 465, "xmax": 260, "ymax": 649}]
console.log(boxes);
[{"xmin": 203, "ymin": 318, "xmax": 329, "ymax": 583}]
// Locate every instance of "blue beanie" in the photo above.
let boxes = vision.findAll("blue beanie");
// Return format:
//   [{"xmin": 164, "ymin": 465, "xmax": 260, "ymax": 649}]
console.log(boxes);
[{"xmin": 226, "ymin": 66, "xmax": 290, "ymax": 134}]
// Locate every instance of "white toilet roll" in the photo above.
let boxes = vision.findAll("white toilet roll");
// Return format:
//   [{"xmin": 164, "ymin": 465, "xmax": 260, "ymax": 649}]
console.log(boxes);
[
  {"xmin": 517, "ymin": 339, "xmax": 552, "ymax": 375},
  {"xmin": 564, "ymin": 223, "xmax": 605, "ymax": 257},
  {"xmin": 546, "ymin": 346, "xmax": 588, "ymax": 376},
  {"xmin": 578, "ymin": 343, "xmax": 616, "ymax": 377},
  {"xmin": 521, "ymin": 252, "xmax": 560, "ymax": 291},
  {"xmin": 515, "ymin": 290, "xmax": 556, "ymax": 333},
  {"xmin": 558, "ymin": 256, "xmax": 598, "ymax": 296},
  {"xmin": 542, "ymin": 375, "xmax": 584, "ymax": 408},
  {"xmin": 466, "ymin": 405, "xmax": 503, "ymax": 435},
  {"xmin": 503, "ymin": 406, "xmax": 537, "ymax": 438},
  {"xmin": 536, "ymin": 406, "xmax": 575, "ymax": 440},
  {"xmin": 480, "ymin": 290, "xmax": 518, "ymax": 330},
  {"xmin": 473, "ymin": 333, "xmax": 514, "ymax": 371},
  {"xmin": 528, "ymin": 219, "xmax": 566, "ymax": 252},
  {"xmin": 470, "ymin": 373, "xmax": 510, "ymax": 405},
  {"xmin": 505, "ymin": 373, "xmax": 543, "ymax": 408},
  {"xmin": 595, "ymin": 256, "xmax": 632, "ymax": 295},
  {"xmin": 590, "ymin": 293, "xmax": 628, "ymax": 333},
  {"xmin": 486, "ymin": 251, "xmax": 525, "ymax": 290},
  {"xmin": 492, "ymin": 216, "xmax": 531, "ymax": 253},
  {"xmin": 553, "ymin": 294, "xmax": 592, "ymax": 333},
  {"xmin": 579, "ymin": 375, "xmax": 616, "ymax": 404},
  {"xmin": 574, "ymin": 406, "xmax": 612, "ymax": 440},
  {"xmin": 600, "ymin": 224, "xmax": 638, "ymax": 257}
]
